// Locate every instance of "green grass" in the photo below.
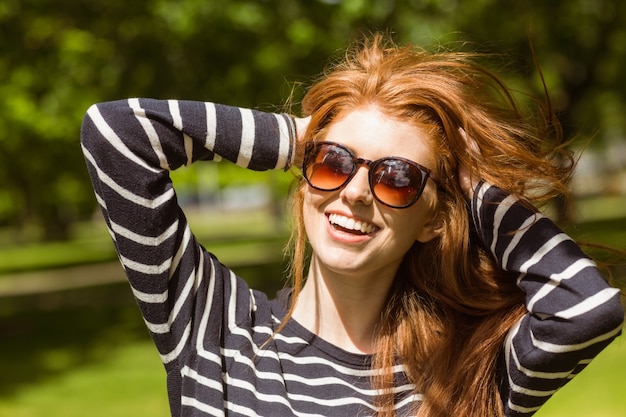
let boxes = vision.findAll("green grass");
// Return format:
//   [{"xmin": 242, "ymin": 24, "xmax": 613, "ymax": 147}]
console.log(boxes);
[
  {"xmin": 0, "ymin": 340, "xmax": 170, "ymax": 417},
  {"xmin": 0, "ymin": 237, "xmax": 116, "ymax": 274},
  {"xmin": 0, "ymin": 207, "xmax": 289, "ymax": 275},
  {"xmin": 575, "ymin": 194, "xmax": 626, "ymax": 223},
  {"xmin": 535, "ymin": 338, "xmax": 626, "ymax": 417}
]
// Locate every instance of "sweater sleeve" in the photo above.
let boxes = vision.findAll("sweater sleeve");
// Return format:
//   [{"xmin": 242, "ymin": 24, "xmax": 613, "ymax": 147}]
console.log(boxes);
[
  {"xmin": 470, "ymin": 182, "xmax": 624, "ymax": 416},
  {"xmin": 80, "ymin": 98, "xmax": 295, "ymax": 370}
]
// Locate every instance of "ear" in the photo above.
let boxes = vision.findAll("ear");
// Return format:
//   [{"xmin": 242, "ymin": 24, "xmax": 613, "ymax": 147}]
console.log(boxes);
[{"xmin": 415, "ymin": 213, "xmax": 440, "ymax": 243}]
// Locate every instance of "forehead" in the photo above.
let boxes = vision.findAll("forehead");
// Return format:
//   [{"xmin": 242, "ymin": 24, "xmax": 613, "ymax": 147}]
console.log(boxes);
[{"xmin": 323, "ymin": 106, "xmax": 437, "ymax": 168}]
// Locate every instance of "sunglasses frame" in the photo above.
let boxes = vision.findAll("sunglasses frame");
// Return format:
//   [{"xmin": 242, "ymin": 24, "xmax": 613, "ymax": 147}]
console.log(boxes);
[{"xmin": 302, "ymin": 141, "xmax": 435, "ymax": 208}]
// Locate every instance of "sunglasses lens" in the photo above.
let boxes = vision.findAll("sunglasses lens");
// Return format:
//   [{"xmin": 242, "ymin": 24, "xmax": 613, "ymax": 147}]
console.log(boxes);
[
  {"xmin": 371, "ymin": 160, "xmax": 422, "ymax": 207},
  {"xmin": 305, "ymin": 144, "xmax": 354, "ymax": 190},
  {"xmin": 304, "ymin": 142, "xmax": 429, "ymax": 208}
]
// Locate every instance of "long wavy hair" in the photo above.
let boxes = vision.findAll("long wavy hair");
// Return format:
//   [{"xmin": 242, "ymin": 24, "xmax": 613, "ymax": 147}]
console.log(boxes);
[{"xmin": 284, "ymin": 34, "xmax": 574, "ymax": 417}]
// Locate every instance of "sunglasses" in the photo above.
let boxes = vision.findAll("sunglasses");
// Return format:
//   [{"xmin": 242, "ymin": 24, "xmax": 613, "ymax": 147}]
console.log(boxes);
[{"xmin": 302, "ymin": 141, "xmax": 435, "ymax": 208}]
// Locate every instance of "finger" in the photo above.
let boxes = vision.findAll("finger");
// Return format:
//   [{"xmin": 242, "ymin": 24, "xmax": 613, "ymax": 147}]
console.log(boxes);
[
  {"xmin": 458, "ymin": 127, "xmax": 480, "ymax": 156},
  {"xmin": 457, "ymin": 127, "xmax": 481, "ymax": 199}
]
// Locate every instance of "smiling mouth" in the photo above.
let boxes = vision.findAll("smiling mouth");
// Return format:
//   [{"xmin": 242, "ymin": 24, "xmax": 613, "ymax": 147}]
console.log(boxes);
[{"xmin": 328, "ymin": 213, "xmax": 377, "ymax": 235}]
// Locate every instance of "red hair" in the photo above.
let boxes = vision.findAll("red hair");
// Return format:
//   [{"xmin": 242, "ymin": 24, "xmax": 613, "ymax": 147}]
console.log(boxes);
[{"xmin": 285, "ymin": 34, "xmax": 573, "ymax": 417}]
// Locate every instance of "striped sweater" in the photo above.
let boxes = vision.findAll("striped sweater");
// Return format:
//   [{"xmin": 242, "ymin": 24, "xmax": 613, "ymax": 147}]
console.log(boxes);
[{"xmin": 80, "ymin": 98, "xmax": 623, "ymax": 417}]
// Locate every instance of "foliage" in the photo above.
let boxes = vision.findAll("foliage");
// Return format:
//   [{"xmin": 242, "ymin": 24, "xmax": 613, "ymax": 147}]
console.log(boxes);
[{"xmin": 1, "ymin": 0, "xmax": 624, "ymax": 240}]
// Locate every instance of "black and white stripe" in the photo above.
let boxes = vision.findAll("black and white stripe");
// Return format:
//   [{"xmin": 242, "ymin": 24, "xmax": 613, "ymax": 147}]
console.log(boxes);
[
  {"xmin": 472, "ymin": 183, "xmax": 623, "ymax": 416},
  {"xmin": 81, "ymin": 99, "xmax": 623, "ymax": 416}
]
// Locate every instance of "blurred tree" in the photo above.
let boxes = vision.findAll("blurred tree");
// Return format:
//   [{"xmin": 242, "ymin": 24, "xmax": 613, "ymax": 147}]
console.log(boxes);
[
  {"xmin": 448, "ymin": 0, "xmax": 626, "ymax": 143},
  {"xmin": 0, "ymin": 0, "xmax": 623, "ymax": 240},
  {"xmin": 392, "ymin": 0, "xmax": 626, "ymax": 220}
]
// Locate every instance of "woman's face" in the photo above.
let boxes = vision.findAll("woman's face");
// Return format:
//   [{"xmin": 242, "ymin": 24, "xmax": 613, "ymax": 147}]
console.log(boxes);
[{"xmin": 302, "ymin": 105, "xmax": 440, "ymax": 283}]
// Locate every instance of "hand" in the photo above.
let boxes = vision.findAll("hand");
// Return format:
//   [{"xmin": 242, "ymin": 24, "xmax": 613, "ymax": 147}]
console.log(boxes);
[
  {"xmin": 292, "ymin": 116, "xmax": 311, "ymax": 167},
  {"xmin": 457, "ymin": 128, "xmax": 481, "ymax": 200},
  {"xmin": 294, "ymin": 116, "xmax": 311, "ymax": 144}
]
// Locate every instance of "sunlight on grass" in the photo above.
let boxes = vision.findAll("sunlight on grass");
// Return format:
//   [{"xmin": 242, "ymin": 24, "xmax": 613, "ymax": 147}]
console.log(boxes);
[
  {"xmin": 0, "ymin": 207, "xmax": 289, "ymax": 275},
  {"xmin": 0, "ymin": 341, "xmax": 170, "ymax": 417},
  {"xmin": 0, "ymin": 237, "xmax": 116, "ymax": 274},
  {"xmin": 575, "ymin": 195, "xmax": 626, "ymax": 223},
  {"xmin": 535, "ymin": 336, "xmax": 626, "ymax": 417}
]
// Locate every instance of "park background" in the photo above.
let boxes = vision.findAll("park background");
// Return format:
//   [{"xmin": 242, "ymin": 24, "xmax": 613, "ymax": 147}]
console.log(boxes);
[{"xmin": 1, "ymin": 0, "xmax": 625, "ymax": 415}]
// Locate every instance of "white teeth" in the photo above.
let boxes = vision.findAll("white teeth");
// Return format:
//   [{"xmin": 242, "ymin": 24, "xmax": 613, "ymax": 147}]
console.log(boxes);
[{"xmin": 328, "ymin": 213, "xmax": 376, "ymax": 234}]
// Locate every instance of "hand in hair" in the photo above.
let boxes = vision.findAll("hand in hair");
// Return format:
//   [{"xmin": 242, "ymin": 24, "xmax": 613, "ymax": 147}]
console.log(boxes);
[
  {"xmin": 292, "ymin": 115, "xmax": 311, "ymax": 167},
  {"xmin": 457, "ymin": 127, "xmax": 481, "ymax": 200}
]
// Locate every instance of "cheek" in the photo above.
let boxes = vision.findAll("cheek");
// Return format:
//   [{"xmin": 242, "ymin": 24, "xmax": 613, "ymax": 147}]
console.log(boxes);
[
  {"xmin": 302, "ymin": 186, "xmax": 335, "ymax": 213},
  {"xmin": 302, "ymin": 196, "xmax": 315, "ymax": 230},
  {"xmin": 302, "ymin": 188, "xmax": 317, "ymax": 215},
  {"xmin": 391, "ymin": 199, "xmax": 438, "ymax": 242},
  {"xmin": 302, "ymin": 189, "xmax": 327, "ymax": 232},
  {"xmin": 394, "ymin": 214, "xmax": 425, "ymax": 242}
]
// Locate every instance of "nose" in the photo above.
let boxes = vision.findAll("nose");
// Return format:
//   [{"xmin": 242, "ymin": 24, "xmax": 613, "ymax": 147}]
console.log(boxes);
[{"xmin": 339, "ymin": 166, "xmax": 374, "ymax": 206}]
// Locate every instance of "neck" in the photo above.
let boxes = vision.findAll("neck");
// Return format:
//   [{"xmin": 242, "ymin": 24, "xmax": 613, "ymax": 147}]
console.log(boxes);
[{"xmin": 292, "ymin": 257, "xmax": 396, "ymax": 354}]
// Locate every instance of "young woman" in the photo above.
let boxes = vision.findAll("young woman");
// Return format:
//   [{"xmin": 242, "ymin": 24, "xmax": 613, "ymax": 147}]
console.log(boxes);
[{"xmin": 81, "ymin": 35, "xmax": 623, "ymax": 417}]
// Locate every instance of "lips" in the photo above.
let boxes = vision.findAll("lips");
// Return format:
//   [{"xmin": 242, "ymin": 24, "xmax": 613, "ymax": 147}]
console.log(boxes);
[{"xmin": 328, "ymin": 213, "xmax": 377, "ymax": 235}]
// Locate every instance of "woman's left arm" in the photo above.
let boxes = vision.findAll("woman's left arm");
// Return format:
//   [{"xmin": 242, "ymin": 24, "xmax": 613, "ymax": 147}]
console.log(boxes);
[{"xmin": 471, "ymin": 182, "xmax": 624, "ymax": 417}]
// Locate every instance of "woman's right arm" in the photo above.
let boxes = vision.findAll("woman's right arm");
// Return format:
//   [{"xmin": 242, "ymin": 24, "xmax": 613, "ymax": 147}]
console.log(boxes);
[{"xmin": 80, "ymin": 98, "xmax": 296, "ymax": 368}]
